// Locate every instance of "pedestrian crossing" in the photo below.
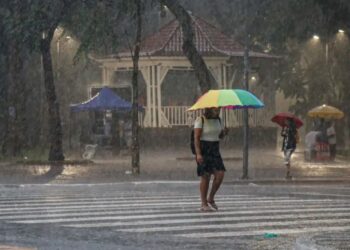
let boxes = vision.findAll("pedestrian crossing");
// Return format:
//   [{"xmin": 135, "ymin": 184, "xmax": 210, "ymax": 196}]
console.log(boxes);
[{"xmin": 0, "ymin": 192, "xmax": 349, "ymax": 240}]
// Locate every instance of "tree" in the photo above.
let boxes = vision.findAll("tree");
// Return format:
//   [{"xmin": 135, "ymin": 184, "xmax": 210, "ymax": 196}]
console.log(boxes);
[
  {"xmin": 159, "ymin": 0, "xmax": 212, "ymax": 93},
  {"xmin": 34, "ymin": 0, "xmax": 78, "ymax": 161}
]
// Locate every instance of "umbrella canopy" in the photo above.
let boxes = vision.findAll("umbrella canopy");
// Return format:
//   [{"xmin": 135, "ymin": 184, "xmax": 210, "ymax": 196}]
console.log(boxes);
[
  {"xmin": 307, "ymin": 104, "xmax": 344, "ymax": 119},
  {"xmin": 187, "ymin": 89, "xmax": 264, "ymax": 111},
  {"xmin": 271, "ymin": 112, "xmax": 303, "ymax": 129},
  {"xmin": 70, "ymin": 87, "xmax": 139, "ymax": 112}
]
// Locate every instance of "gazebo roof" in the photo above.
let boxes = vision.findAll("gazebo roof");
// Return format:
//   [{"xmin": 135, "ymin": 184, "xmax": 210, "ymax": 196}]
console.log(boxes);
[{"xmin": 112, "ymin": 15, "xmax": 276, "ymax": 59}]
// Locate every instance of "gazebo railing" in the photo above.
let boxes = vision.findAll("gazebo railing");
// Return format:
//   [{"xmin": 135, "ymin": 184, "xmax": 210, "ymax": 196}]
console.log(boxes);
[
  {"xmin": 160, "ymin": 106, "xmax": 273, "ymax": 127},
  {"xmin": 162, "ymin": 106, "xmax": 203, "ymax": 126}
]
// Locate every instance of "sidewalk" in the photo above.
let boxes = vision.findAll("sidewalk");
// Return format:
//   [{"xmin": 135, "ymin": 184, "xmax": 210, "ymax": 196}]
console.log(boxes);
[{"xmin": 0, "ymin": 147, "xmax": 349, "ymax": 184}]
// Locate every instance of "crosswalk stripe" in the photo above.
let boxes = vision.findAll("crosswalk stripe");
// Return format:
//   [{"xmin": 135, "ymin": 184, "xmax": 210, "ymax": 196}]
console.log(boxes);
[
  {"xmin": 0, "ymin": 198, "xmax": 343, "ymax": 212},
  {"xmin": 0, "ymin": 204, "xmax": 348, "ymax": 221},
  {"xmin": 0, "ymin": 197, "xmax": 292, "ymax": 207},
  {"xmin": 178, "ymin": 225, "xmax": 350, "ymax": 238},
  {"xmin": 119, "ymin": 217, "xmax": 350, "ymax": 233},
  {"xmin": 289, "ymin": 192, "xmax": 350, "ymax": 198},
  {"xmin": 65, "ymin": 211, "xmax": 350, "ymax": 229},
  {"xmin": 11, "ymin": 207, "xmax": 350, "ymax": 224},
  {"xmin": 0, "ymin": 203, "xmax": 347, "ymax": 218},
  {"xmin": 0, "ymin": 200, "xmax": 345, "ymax": 215},
  {"xmin": 1, "ymin": 191, "xmax": 349, "ymax": 241},
  {"xmin": 0, "ymin": 194, "xmax": 250, "ymax": 203}
]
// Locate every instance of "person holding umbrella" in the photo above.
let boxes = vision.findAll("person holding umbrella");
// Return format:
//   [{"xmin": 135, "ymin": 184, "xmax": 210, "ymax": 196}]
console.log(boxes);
[
  {"xmin": 194, "ymin": 107, "xmax": 227, "ymax": 212},
  {"xmin": 188, "ymin": 89, "xmax": 264, "ymax": 211},
  {"xmin": 281, "ymin": 118, "xmax": 298, "ymax": 179},
  {"xmin": 307, "ymin": 104, "xmax": 344, "ymax": 161},
  {"xmin": 271, "ymin": 112, "xmax": 303, "ymax": 179}
]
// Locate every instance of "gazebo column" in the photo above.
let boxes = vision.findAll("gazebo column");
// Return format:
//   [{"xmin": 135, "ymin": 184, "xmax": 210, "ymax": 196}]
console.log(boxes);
[
  {"xmin": 157, "ymin": 65, "xmax": 169, "ymax": 127},
  {"xmin": 209, "ymin": 64, "xmax": 227, "ymax": 88},
  {"xmin": 102, "ymin": 67, "xmax": 113, "ymax": 85},
  {"xmin": 140, "ymin": 67, "xmax": 152, "ymax": 127},
  {"xmin": 221, "ymin": 64, "xmax": 227, "ymax": 89},
  {"xmin": 141, "ymin": 65, "xmax": 169, "ymax": 127},
  {"xmin": 151, "ymin": 66, "xmax": 157, "ymax": 127}
]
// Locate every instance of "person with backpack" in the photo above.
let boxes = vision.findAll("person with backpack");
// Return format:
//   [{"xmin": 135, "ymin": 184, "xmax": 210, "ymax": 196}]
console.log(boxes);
[
  {"xmin": 193, "ymin": 107, "xmax": 227, "ymax": 212},
  {"xmin": 281, "ymin": 118, "xmax": 298, "ymax": 179}
]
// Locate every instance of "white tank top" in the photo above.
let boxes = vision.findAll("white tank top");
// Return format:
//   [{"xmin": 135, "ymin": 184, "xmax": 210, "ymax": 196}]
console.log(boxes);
[{"xmin": 194, "ymin": 116, "xmax": 222, "ymax": 142}]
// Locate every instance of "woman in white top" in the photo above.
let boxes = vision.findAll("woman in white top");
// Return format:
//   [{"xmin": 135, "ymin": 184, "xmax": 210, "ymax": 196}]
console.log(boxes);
[{"xmin": 194, "ymin": 107, "xmax": 227, "ymax": 212}]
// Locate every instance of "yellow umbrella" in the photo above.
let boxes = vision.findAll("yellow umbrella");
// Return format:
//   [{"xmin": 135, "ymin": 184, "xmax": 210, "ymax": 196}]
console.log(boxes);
[{"xmin": 307, "ymin": 104, "xmax": 344, "ymax": 119}]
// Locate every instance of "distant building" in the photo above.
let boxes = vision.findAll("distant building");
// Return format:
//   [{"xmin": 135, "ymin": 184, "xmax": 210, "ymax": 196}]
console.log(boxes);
[{"xmin": 92, "ymin": 15, "xmax": 282, "ymax": 129}]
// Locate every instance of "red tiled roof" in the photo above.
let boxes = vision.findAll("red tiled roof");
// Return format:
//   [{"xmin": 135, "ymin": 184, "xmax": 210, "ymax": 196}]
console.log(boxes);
[{"xmin": 116, "ymin": 16, "xmax": 275, "ymax": 58}]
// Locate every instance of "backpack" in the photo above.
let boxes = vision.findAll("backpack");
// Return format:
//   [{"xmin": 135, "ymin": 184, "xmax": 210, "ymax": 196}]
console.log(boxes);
[{"xmin": 190, "ymin": 116, "xmax": 204, "ymax": 155}]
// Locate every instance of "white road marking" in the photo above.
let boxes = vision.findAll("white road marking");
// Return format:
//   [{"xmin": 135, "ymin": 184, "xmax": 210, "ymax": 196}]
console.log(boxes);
[
  {"xmin": 65, "ymin": 211, "xmax": 350, "ymax": 229},
  {"xmin": 12, "ymin": 207, "xmax": 350, "ymax": 224},
  {"xmin": 178, "ymin": 226, "xmax": 350, "ymax": 238},
  {"xmin": 120, "ymin": 217, "xmax": 350, "ymax": 233},
  {"xmin": 0, "ymin": 198, "xmax": 343, "ymax": 212},
  {"xmin": 0, "ymin": 202, "xmax": 346, "ymax": 217},
  {"xmin": 0, "ymin": 196, "xmax": 290, "ymax": 208},
  {"xmin": 0, "ymin": 204, "xmax": 347, "ymax": 220}
]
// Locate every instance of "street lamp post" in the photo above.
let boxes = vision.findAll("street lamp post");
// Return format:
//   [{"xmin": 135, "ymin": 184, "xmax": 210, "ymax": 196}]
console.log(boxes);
[{"xmin": 242, "ymin": 0, "xmax": 250, "ymax": 180}]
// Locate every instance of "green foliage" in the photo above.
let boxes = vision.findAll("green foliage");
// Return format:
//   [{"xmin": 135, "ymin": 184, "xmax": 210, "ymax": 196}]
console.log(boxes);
[{"xmin": 64, "ymin": 0, "xmax": 145, "ymax": 59}]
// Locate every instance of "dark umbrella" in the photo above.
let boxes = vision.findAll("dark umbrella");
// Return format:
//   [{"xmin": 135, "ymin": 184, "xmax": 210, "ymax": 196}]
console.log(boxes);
[{"xmin": 271, "ymin": 112, "xmax": 303, "ymax": 128}]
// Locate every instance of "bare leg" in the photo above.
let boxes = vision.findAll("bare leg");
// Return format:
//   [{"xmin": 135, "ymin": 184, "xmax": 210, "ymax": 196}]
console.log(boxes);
[
  {"xmin": 200, "ymin": 175, "xmax": 210, "ymax": 206},
  {"xmin": 286, "ymin": 163, "xmax": 292, "ymax": 179},
  {"xmin": 208, "ymin": 170, "xmax": 225, "ymax": 203},
  {"xmin": 284, "ymin": 149, "xmax": 293, "ymax": 179}
]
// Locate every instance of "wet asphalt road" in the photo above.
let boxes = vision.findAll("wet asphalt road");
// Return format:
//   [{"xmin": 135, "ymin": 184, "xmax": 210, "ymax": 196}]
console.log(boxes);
[
  {"xmin": 0, "ymin": 148, "xmax": 350, "ymax": 184},
  {"xmin": 0, "ymin": 182, "xmax": 349, "ymax": 250}
]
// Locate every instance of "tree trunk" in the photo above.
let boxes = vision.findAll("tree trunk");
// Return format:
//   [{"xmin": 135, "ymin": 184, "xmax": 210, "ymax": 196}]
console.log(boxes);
[
  {"xmin": 40, "ymin": 37, "xmax": 65, "ymax": 161},
  {"xmin": 159, "ymin": 0, "xmax": 211, "ymax": 93},
  {"xmin": 131, "ymin": 0, "xmax": 142, "ymax": 174}
]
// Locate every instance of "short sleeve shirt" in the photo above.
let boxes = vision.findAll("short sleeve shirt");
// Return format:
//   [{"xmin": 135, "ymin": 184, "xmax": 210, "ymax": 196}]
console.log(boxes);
[{"xmin": 194, "ymin": 116, "xmax": 222, "ymax": 142}]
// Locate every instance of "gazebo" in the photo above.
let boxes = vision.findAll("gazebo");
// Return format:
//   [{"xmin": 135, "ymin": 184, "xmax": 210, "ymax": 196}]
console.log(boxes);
[{"xmin": 93, "ymin": 15, "xmax": 278, "ymax": 128}]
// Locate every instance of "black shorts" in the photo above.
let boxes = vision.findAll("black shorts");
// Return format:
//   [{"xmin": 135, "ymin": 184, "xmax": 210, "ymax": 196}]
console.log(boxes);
[{"xmin": 197, "ymin": 141, "xmax": 226, "ymax": 177}]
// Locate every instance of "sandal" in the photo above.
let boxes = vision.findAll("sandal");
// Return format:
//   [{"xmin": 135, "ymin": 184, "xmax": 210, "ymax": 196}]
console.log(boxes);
[
  {"xmin": 208, "ymin": 200, "xmax": 218, "ymax": 211},
  {"xmin": 200, "ymin": 205, "xmax": 215, "ymax": 212}
]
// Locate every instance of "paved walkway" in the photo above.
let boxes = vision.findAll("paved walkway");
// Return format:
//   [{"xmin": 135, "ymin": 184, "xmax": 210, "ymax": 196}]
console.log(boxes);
[{"xmin": 0, "ymin": 147, "xmax": 349, "ymax": 184}]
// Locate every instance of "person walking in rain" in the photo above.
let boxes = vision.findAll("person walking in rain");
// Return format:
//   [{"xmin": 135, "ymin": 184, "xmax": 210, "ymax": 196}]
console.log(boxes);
[
  {"xmin": 194, "ymin": 107, "xmax": 227, "ymax": 212},
  {"xmin": 281, "ymin": 118, "xmax": 298, "ymax": 179},
  {"xmin": 327, "ymin": 121, "xmax": 337, "ymax": 161}
]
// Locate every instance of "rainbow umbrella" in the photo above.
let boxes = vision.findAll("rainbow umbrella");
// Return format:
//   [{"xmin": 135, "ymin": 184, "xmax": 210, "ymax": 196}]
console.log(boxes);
[{"xmin": 187, "ymin": 89, "xmax": 264, "ymax": 111}]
